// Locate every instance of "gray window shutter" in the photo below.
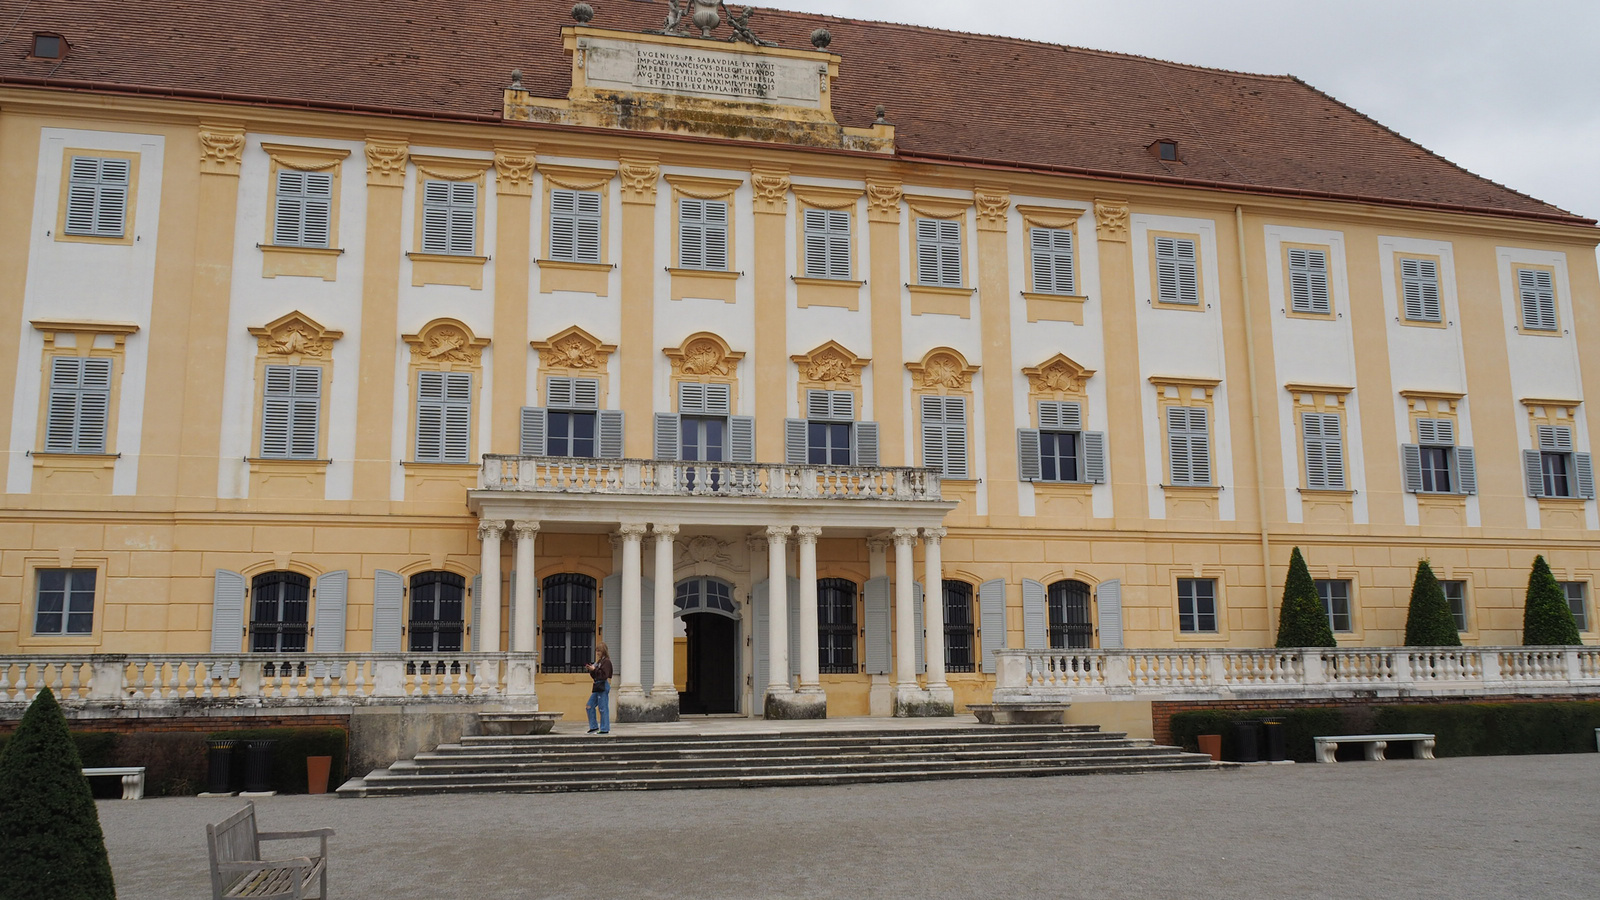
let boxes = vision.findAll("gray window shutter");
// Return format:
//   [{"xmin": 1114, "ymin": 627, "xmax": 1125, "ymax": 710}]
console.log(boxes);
[
  {"xmin": 1455, "ymin": 446, "xmax": 1477, "ymax": 495},
  {"xmin": 470, "ymin": 574, "xmax": 482, "ymax": 650},
  {"xmin": 416, "ymin": 371, "xmax": 472, "ymax": 463},
  {"xmin": 702, "ymin": 383, "xmax": 732, "ymax": 416},
  {"xmin": 46, "ymin": 357, "xmax": 112, "ymax": 454},
  {"xmin": 639, "ymin": 578, "xmax": 655, "ymax": 691},
  {"xmin": 1037, "ymin": 401, "xmax": 1082, "ymax": 431},
  {"xmin": 66, "ymin": 156, "xmax": 130, "ymax": 238},
  {"xmin": 678, "ymin": 382, "xmax": 706, "ymax": 414},
  {"xmin": 1155, "ymin": 236, "xmax": 1199, "ymax": 304},
  {"xmin": 261, "ymin": 365, "xmax": 319, "ymax": 459},
  {"xmin": 372, "ymin": 570, "xmax": 405, "ymax": 653},
  {"xmin": 1289, "ymin": 248, "xmax": 1331, "ymax": 314},
  {"xmin": 863, "ymin": 575, "xmax": 891, "ymax": 675},
  {"xmin": 1169, "ymin": 406, "xmax": 1210, "ymax": 486},
  {"xmin": 1021, "ymin": 578, "xmax": 1047, "ymax": 650},
  {"xmin": 1518, "ymin": 269, "xmax": 1557, "ymax": 331},
  {"xmin": 601, "ymin": 573, "xmax": 622, "ymax": 658},
  {"xmin": 1577, "ymin": 453, "xmax": 1596, "ymax": 500},
  {"xmin": 920, "ymin": 395, "xmax": 945, "ymax": 473},
  {"xmin": 1400, "ymin": 258, "xmax": 1441, "ymax": 322},
  {"xmin": 549, "ymin": 189, "xmax": 577, "ymax": 261},
  {"xmin": 209, "ymin": 569, "xmax": 246, "ymax": 652},
  {"xmin": 546, "ymin": 377, "xmax": 575, "ymax": 408},
  {"xmin": 1083, "ymin": 431, "xmax": 1107, "ymax": 484},
  {"xmin": 915, "ymin": 218, "xmax": 941, "ymax": 286},
  {"xmin": 923, "ymin": 396, "xmax": 969, "ymax": 479},
  {"xmin": 1030, "ymin": 227, "xmax": 1075, "ymax": 295},
  {"xmin": 1304, "ymin": 412, "xmax": 1344, "ymax": 490},
  {"xmin": 421, "ymin": 181, "xmax": 451, "ymax": 254},
  {"xmin": 679, "ymin": 199, "xmax": 728, "ymax": 270},
  {"xmin": 912, "ymin": 582, "xmax": 926, "ymax": 674},
  {"xmin": 1017, "ymin": 429, "xmax": 1042, "ymax": 482},
  {"xmin": 787, "ymin": 576, "xmax": 801, "ymax": 679},
  {"xmin": 1402, "ymin": 444, "xmax": 1424, "ymax": 493},
  {"xmin": 520, "ymin": 407, "xmax": 548, "ymax": 456},
  {"xmin": 654, "ymin": 413, "xmax": 681, "ymax": 460},
  {"xmin": 785, "ymin": 418, "xmax": 808, "ymax": 465},
  {"xmin": 597, "ymin": 410, "xmax": 625, "ymax": 459},
  {"xmin": 729, "ymin": 415, "xmax": 756, "ymax": 463},
  {"xmin": 450, "ymin": 182, "xmax": 477, "ymax": 255},
  {"xmin": 274, "ymin": 170, "xmax": 303, "ymax": 246},
  {"xmin": 978, "ymin": 578, "xmax": 1007, "ymax": 674},
  {"xmin": 852, "ymin": 421, "xmax": 879, "ymax": 467},
  {"xmin": 313, "ymin": 570, "xmax": 348, "ymax": 652},
  {"xmin": 1096, "ymin": 579, "xmax": 1123, "ymax": 650},
  {"xmin": 1539, "ymin": 425, "xmax": 1573, "ymax": 452},
  {"xmin": 752, "ymin": 579, "xmax": 770, "ymax": 702},
  {"xmin": 1524, "ymin": 449, "xmax": 1546, "ymax": 498},
  {"xmin": 803, "ymin": 208, "xmax": 851, "ymax": 279}
]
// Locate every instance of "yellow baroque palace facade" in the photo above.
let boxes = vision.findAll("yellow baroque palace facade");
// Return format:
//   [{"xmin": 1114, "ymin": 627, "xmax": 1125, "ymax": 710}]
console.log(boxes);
[{"xmin": 1, "ymin": 1, "xmax": 1598, "ymax": 727}]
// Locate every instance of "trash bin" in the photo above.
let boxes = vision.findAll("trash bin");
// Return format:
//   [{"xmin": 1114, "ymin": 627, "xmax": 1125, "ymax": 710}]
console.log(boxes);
[
  {"xmin": 242, "ymin": 739, "xmax": 278, "ymax": 793},
  {"xmin": 1261, "ymin": 719, "xmax": 1287, "ymax": 762},
  {"xmin": 206, "ymin": 740, "xmax": 238, "ymax": 794},
  {"xmin": 1232, "ymin": 720, "xmax": 1261, "ymax": 763}
]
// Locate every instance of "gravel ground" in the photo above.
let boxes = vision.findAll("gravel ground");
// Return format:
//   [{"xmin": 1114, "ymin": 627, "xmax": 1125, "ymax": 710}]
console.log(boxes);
[{"xmin": 100, "ymin": 754, "xmax": 1598, "ymax": 900}]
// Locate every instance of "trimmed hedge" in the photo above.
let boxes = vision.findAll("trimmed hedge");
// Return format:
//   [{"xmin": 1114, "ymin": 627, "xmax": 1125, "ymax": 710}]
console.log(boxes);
[
  {"xmin": 207, "ymin": 727, "xmax": 348, "ymax": 794},
  {"xmin": 1276, "ymin": 547, "xmax": 1336, "ymax": 648},
  {"xmin": 1168, "ymin": 708, "xmax": 1345, "ymax": 763},
  {"xmin": 1373, "ymin": 702, "xmax": 1600, "ymax": 756}
]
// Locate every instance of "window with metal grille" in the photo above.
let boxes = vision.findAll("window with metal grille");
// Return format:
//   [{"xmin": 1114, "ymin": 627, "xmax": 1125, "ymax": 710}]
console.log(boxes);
[
  {"xmin": 920, "ymin": 395, "xmax": 969, "ymax": 478},
  {"xmin": 817, "ymin": 578, "xmax": 857, "ymax": 673},
  {"xmin": 542, "ymin": 574, "xmax": 597, "ymax": 672},
  {"xmin": 1166, "ymin": 406, "xmax": 1212, "ymax": 486},
  {"xmin": 803, "ymin": 208, "xmax": 851, "ymax": 279},
  {"xmin": 273, "ymin": 170, "xmax": 333, "ymax": 247},
  {"xmin": 1047, "ymin": 580, "xmax": 1093, "ymax": 649},
  {"xmin": 250, "ymin": 571, "xmax": 309, "ymax": 652},
  {"xmin": 1177, "ymin": 578, "xmax": 1217, "ymax": 633},
  {"xmin": 549, "ymin": 189, "xmax": 602, "ymax": 263},
  {"xmin": 1154, "ymin": 236, "xmax": 1199, "ymax": 305},
  {"xmin": 44, "ymin": 357, "xmax": 112, "ymax": 454},
  {"xmin": 943, "ymin": 580, "xmax": 975, "ymax": 672},
  {"xmin": 34, "ymin": 569, "xmax": 95, "ymax": 635},
  {"xmin": 415, "ymin": 371, "xmax": 471, "ymax": 463},
  {"xmin": 679, "ymin": 198, "xmax": 729, "ymax": 270},
  {"xmin": 1030, "ymin": 227, "xmax": 1075, "ymax": 295},
  {"xmin": 1288, "ymin": 247, "xmax": 1332, "ymax": 314},
  {"xmin": 260, "ymin": 365, "xmax": 320, "ymax": 459},
  {"xmin": 1316, "ymin": 579, "xmax": 1352, "ymax": 633},
  {"xmin": 1439, "ymin": 580, "xmax": 1468, "ymax": 632},
  {"xmin": 420, "ymin": 180, "xmax": 477, "ymax": 256},
  {"xmin": 1516, "ymin": 268, "xmax": 1557, "ymax": 332},
  {"xmin": 1399, "ymin": 258, "xmax": 1441, "ymax": 322},
  {"xmin": 408, "ymin": 571, "xmax": 465, "ymax": 653},
  {"xmin": 915, "ymin": 218, "xmax": 962, "ymax": 287},
  {"xmin": 1561, "ymin": 582, "xmax": 1588, "ymax": 632},
  {"xmin": 64, "ymin": 156, "xmax": 130, "ymax": 238},
  {"xmin": 1302, "ymin": 411, "xmax": 1346, "ymax": 490}
]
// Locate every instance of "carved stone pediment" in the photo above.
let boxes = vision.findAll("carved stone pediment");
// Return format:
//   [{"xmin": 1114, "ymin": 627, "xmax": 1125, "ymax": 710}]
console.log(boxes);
[
  {"xmin": 1023, "ymin": 353, "xmax": 1096, "ymax": 396},
  {"xmin": 532, "ymin": 326, "xmax": 617, "ymax": 372},
  {"xmin": 906, "ymin": 347, "xmax": 978, "ymax": 391},
  {"xmin": 664, "ymin": 332, "xmax": 744, "ymax": 378},
  {"xmin": 248, "ymin": 311, "xmax": 343, "ymax": 361},
  {"xmin": 792, "ymin": 340, "xmax": 868, "ymax": 387},
  {"xmin": 403, "ymin": 318, "xmax": 490, "ymax": 366}
]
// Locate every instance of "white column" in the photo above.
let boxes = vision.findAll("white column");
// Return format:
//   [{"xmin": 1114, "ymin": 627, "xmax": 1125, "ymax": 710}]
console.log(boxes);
[
  {"xmin": 922, "ymin": 527, "xmax": 948, "ymax": 688},
  {"xmin": 512, "ymin": 520, "xmax": 539, "ymax": 653},
  {"xmin": 477, "ymin": 520, "xmax": 505, "ymax": 653},
  {"xmin": 795, "ymin": 526, "xmax": 823, "ymax": 691},
  {"xmin": 617, "ymin": 523, "xmax": 647, "ymax": 695},
  {"xmin": 652, "ymin": 524, "xmax": 678, "ymax": 698},
  {"xmin": 892, "ymin": 527, "xmax": 918, "ymax": 686},
  {"xmin": 766, "ymin": 525, "xmax": 791, "ymax": 695}
]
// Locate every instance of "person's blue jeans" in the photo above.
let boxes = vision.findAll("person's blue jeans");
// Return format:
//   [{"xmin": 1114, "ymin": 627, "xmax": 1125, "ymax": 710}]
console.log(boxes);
[{"xmin": 585, "ymin": 682, "xmax": 611, "ymax": 732}]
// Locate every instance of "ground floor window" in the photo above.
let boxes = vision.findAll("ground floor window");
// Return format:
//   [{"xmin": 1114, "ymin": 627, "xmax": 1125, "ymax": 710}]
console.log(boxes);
[
  {"xmin": 409, "ymin": 571, "xmax": 465, "ymax": 652},
  {"xmin": 34, "ymin": 568, "xmax": 96, "ymax": 635},
  {"xmin": 1316, "ymin": 579, "xmax": 1353, "ymax": 633},
  {"xmin": 1047, "ymin": 579, "xmax": 1093, "ymax": 649},
  {"xmin": 818, "ymin": 578, "xmax": 857, "ymax": 673},
  {"xmin": 1177, "ymin": 578, "xmax": 1217, "ymax": 633},
  {"xmin": 943, "ymin": 580, "xmax": 975, "ymax": 672},
  {"xmin": 251, "ymin": 571, "xmax": 309, "ymax": 652},
  {"xmin": 543, "ymin": 573, "xmax": 596, "ymax": 672},
  {"xmin": 1439, "ymin": 580, "xmax": 1468, "ymax": 632},
  {"xmin": 1561, "ymin": 582, "xmax": 1588, "ymax": 632}
]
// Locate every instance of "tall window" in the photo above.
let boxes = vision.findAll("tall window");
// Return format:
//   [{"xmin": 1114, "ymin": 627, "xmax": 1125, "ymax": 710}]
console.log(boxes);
[
  {"xmin": 521, "ymin": 377, "xmax": 622, "ymax": 459},
  {"xmin": 943, "ymin": 580, "xmax": 975, "ymax": 672},
  {"xmin": 1177, "ymin": 578, "xmax": 1217, "ymax": 633},
  {"xmin": 1439, "ymin": 580, "xmax": 1468, "ymax": 632},
  {"xmin": 542, "ymin": 574, "xmax": 597, "ymax": 672},
  {"xmin": 1018, "ymin": 400, "xmax": 1106, "ymax": 485},
  {"xmin": 679, "ymin": 198, "xmax": 729, "ymax": 270},
  {"xmin": 915, "ymin": 218, "xmax": 962, "ymax": 287},
  {"xmin": 44, "ymin": 357, "xmax": 112, "ymax": 454},
  {"xmin": 272, "ymin": 170, "xmax": 332, "ymax": 248},
  {"xmin": 1030, "ymin": 227, "xmax": 1075, "ymax": 295},
  {"xmin": 1399, "ymin": 258, "xmax": 1441, "ymax": 322},
  {"xmin": 1561, "ymin": 582, "xmax": 1588, "ymax": 632},
  {"xmin": 803, "ymin": 208, "xmax": 851, "ymax": 279},
  {"xmin": 1047, "ymin": 579, "xmax": 1093, "ymax": 649},
  {"xmin": 408, "ymin": 571, "xmax": 465, "ymax": 653},
  {"xmin": 1288, "ymin": 247, "xmax": 1331, "ymax": 314},
  {"xmin": 1154, "ymin": 236, "xmax": 1199, "ymax": 305},
  {"xmin": 1516, "ymin": 268, "xmax": 1557, "ymax": 332},
  {"xmin": 1404, "ymin": 418, "xmax": 1476, "ymax": 496},
  {"xmin": 250, "ymin": 571, "xmax": 309, "ymax": 653},
  {"xmin": 34, "ymin": 569, "xmax": 96, "ymax": 636},
  {"xmin": 787, "ymin": 389, "xmax": 879, "ymax": 468},
  {"xmin": 1301, "ymin": 412, "xmax": 1346, "ymax": 490},
  {"xmin": 920, "ymin": 395, "xmax": 969, "ymax": 479},
  {"xmin": 260, "ymin": 365, "xmax": 321, "ymax": 459},
  {"xmin": 1525, "ymin": 424, "xmax": 1594, "ymax": 500},
  {"xmin": 817, "ymin": 578, "xmax": 857, "ymax": 673},
  {"xmin": 420, "ymin": 180, "xmax": 477, "ymax": 256},
  {"xmin": 1316, "ymin": 579, "xmax": 1352, "ymax": 634},
  {"xmin": 548, "ymin": 189, "xmax": 602, "ymax": 263},
  {"xmin": 1166, "ymin": 406, "xmax": 1212, "ymax": 486},
  {"xmin": 655, "ymin": 382, "xmax": 754, "ymax": 467},
  {"xmin": 415, "ymin": 371, "xmax": 471, "ymax": 463},
  {"xmin": 64, "ymin": 156, "xmax": 130, "ymax": 238}
]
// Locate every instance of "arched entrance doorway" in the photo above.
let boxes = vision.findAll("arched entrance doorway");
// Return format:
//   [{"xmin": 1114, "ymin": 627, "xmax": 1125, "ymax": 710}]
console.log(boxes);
[{"xmin": 675, "ymin": 577, "xmax": 740, "ymax": 714}]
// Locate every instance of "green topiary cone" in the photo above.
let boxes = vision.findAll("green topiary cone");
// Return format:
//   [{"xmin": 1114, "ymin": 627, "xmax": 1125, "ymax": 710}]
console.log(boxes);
[
  {"xmin": 1523, "ymin": 555, "xmax": 1582, "ymax": 646},
  {"xmin": 1404, "ymin": 559, "xmax": 1462, "ymax": 646},
  {"xmin": 0, "ymin": 687, "xmax": 117, "ymax": 899},
  {"xmin": 1275, "ymin": 546, "xmax": 1336, "ymax": 648}
]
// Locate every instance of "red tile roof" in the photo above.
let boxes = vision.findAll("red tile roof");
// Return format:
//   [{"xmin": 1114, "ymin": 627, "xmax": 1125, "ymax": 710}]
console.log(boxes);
[{"xmin": 1, "ymin": 0, "xmax": 1587, "ymax": 224}]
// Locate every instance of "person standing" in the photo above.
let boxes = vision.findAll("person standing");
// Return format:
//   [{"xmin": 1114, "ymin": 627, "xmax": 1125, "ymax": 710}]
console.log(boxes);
[{"xmin": 584, "ymin": 642, "xmax": 613, "ymax": 734}]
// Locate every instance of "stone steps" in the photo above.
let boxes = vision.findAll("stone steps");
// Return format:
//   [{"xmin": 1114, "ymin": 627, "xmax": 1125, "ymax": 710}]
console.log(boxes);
[{"xmin": 340, "ymin": 723, "xmax": 1222, "ymax": 797}]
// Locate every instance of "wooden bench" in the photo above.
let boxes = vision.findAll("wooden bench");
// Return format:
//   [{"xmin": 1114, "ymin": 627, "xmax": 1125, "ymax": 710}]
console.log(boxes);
[
  {"xmin": 1314, "ymin": 733, "xmax": 1436, "ymax": 763},
  {"xmin": 207, "ymin": 801, "xmax": 334, "ymax": 900},
  {"xmin": 83, "ymin": 766, "xmax": 145, "ymax": 800}
]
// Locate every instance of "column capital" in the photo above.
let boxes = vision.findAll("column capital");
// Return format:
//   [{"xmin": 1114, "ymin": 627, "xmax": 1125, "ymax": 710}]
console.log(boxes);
[
  {"xmin": 922, "ymin": 526, "xmax": 948, "ymax": 543},
  {"xmin": 866, "ymin": 534, "xmax": 893, "ymax": 554},
  {"xmin": 1094, "ymin": 198, "xmax": 1130, "ymax": 242},
  {"xmin": 794, "ymin": 525, "xmax": 823, "ymax": 545},
  {"xmin": 478, "ymin": 520, "xmax": 505, "ymax": 542},
  {"xmin": 493, "ymin": 146, "xmax": 537, "ymax": 196},
  {"xmin": 198, "ymin": 124, "xmax": 246, "ymax": 177},
  {"xmin": 512, "ymin": 520, "xmax": 540, "ymax": 540},
  {"xmin": 364, "ymin": 137, "xmax": 409, "ymax": 187},
  {"xmin": 619, "ymin": 157, "xmax": 660, "ymax": 204},
  {"xmin": 615, "ymin": 522, "xmax": 649, "ymax": 540},
  {"xmin": 891, "ymin": 527, "xmax": 919, "ymax": 546},
  {"xmin": 866, "ymin": 179, "xmax": 903, "ymax": 224},
  {"xmin": 751, "ymin": 168, "xmax": 790, "ymax": 216},
  {"xmin": 745, "ymin": 532, "xmax": 769, "ymax": 554},
  {"xmin": 653, "ymin": 523, "xmax": 680, "ymax": 540},
  {"xmin": 974, "ymin": 188, "xmax": 1010, "ymax": 232},
  {"xmin": 766, "ymin": 524, "xmax": 792, "ymax": 543}
]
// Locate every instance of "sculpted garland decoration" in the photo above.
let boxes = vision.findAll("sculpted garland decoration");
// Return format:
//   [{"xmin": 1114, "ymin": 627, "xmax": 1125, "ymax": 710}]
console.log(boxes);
[{"xmin": 198, "ymin": 127, "xmax": 245, "ymax": 175}]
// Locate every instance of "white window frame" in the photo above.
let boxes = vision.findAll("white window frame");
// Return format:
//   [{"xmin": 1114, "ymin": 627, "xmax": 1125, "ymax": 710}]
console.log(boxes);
[
  {"xmin": 44, "ymin": 356, "xmax": 112, "ymax": 454},
  {"xmin": 421, "ymin": 180, "xmax": 478, "ymax": 256},
  {"xmin": 64, "ymin": 155, "xmax": 130, "ymax": 238},
  {"xmin": 1439, "ymin": 579, "xmax": 1468, "ymax": 632},
  {"xmin": 1316, "ymin": 578, "xmax": 1353, "ymax": 633},
  {"xmin": 272, "ymin": 170, "xmax": 333, "ymax": 248},
  {"xmin": 803, "ymin": 208, "xmax": 851, "ymax": 279},
  {"xmin": 1176, "ymin": 578, "xmax": 1217, "ymax": 633},
  {"xmin": 1561, "ymin": 581, "xmax": 1589, "ymax": 631},
  {"xmin": 34, "ymin": 568, "xmax": 97, "ymax": 636},
  {"xmin": 260, "ymin": 365, "xmax": 321, "ymax": 460},
  {"xmin": 1154, "ymin": 236, "xmax": 1199, "ymax": 305},
  {"xmin": 549, "ymin": 189, "xmax": 603, "ymax": 263}
]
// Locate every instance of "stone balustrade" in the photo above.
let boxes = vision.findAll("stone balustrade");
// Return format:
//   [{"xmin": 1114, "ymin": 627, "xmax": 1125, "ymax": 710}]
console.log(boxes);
[
  {"xmin": 479, "ymin": 455, "xmax": 943, "ymax": 502},
  {"xmin": 993, "ymin": 646, "xmax": 1600, "ymax": 702}
]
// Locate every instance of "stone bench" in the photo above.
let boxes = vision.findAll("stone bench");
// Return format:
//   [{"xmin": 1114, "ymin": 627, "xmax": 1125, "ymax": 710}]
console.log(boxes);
[
  {"xmin": 84, "ymin": 765, "xmax": 145, "ymax": 800},
  {"xmin": 1314, "ymin": 733, "xmax": 1436, "ymax": 763},
  {"xmin": 966, "ymin": 703, "xmax": 1068, "ymax": 725},
  {"xmin": 477, "ymin": 711, "xmax": 563, "ymax": 736}
]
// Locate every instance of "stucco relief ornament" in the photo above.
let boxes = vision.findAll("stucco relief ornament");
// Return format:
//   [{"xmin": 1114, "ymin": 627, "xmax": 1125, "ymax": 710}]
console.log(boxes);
[
  {"xmin": 272, "ymin": 328, "xmax": 320, "ymax": 357},
  {"xmin": 685, "ymin": 535, "xmax": 734, "ymax": 566},
  {"xmin": 807, "ymin": 349, "xmax": 854, "ymax": 385},
  {"xmin": 424, "ymin": 328, "xmax": 471, "ymax": 362},
  {"xmin": 681, "ymin": 338, "xmax": 732, "ymax": 376},
  {"xmin": 922, "ymin": 354, "xmax": 967, "ymax": 389},
  {"xmin": 1094, "ymin": 200, "xmax": 1130, "ymax": 242},
  {"xmin": 553, "ymin": 336, "xmax": 598, "ymax": 370},
  {"xmin": 1037, "ymin": 360, "xmax": 1084, "ymax": 392},
  {"xmin": 198, "ymin": 128, "xmax": 245, "ymax": 174}
]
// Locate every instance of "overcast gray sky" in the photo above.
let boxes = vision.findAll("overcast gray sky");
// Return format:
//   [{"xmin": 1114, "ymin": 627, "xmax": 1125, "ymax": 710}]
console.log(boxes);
[{"xmin": 782, "ymin": 0, "xmax": 1600, "ymax": 222}]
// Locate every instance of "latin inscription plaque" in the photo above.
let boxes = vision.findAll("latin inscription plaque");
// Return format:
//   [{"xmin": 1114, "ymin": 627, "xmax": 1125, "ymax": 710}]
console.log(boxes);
[{"xmin": 582, "ymin": 37, "xmax": 824, "ymax": 108}]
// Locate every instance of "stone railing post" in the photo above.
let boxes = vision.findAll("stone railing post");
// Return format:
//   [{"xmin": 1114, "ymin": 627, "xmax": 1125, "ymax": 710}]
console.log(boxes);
[
  {"xmin": 88, "ymin": 655, "xmax": 126, "ymax": 701},
  {"xmin": 372, "ymin": 659, "xmax": 406, "ymax": 698},
  {"xmin": 238, "ymin": 660, "xmax": 264, "ymax": 699},
  {"xmin": 1478, "ymin": 647, "xmax": 1502, "ymax": 685},
  {"xmin": 504, "ymin": 657, "xmax": 536, "ymax": 698},
  {"xmin": 1300, "ymin": 648, "xmax": 1325, "ymax": 687},
  {"xmin": 1564, "ymin": 648, "xmax": 1583, "ymax": 683},
  {"xmin": 1206, "ymin": 650, "xmax": 1229, "ymax": 689},
  {"xmin": 1103, "ymin": 652, "xmax": 1132, "ymax": 690},
  {"xmin": 994, "ymin": 651, "xmax": 1026, "ymax": 698}
]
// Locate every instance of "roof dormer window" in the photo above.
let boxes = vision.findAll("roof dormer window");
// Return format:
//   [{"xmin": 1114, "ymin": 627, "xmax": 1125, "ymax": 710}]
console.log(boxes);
[
  {"xmin": 1154, "ymin": 140, "xmax": 1179, "ymax": 162},
  {"xmin": 31, "ymin": 33, "xmax": 65, "ymax": 60}
]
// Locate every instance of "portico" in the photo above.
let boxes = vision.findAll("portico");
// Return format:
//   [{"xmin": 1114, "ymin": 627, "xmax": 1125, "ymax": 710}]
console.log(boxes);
[{"xmin": 468, "ymin": 455, "xmax": 955, "ymax": 721}]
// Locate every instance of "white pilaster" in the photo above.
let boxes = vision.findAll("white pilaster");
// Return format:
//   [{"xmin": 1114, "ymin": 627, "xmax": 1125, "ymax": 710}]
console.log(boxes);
[
  {"xmin": 892, "ymin": 527, "xmax": 918, "ymax": 686},
  {"xmin": 652, "ymin": 524, "xmax": 678, "ymax": 699},
  {"xmin": 512, "ymin": 520, "xmax": 539, "ymax": 654},
  {"xmin": 922, "ymin": 527, "xmax": 948, "ymax": 688},
  {"xmin": 617, "ymin": 522, "xmax": 648, "ymax": 696},
  {"xmin": 477, "ymin": 520, "xmax": 505, "ymax": 653},
  {"xmin": 766, "ymin": 525, "xmax": 791, "ymax": 696},
  {"xmin": 795, "ymin": 526, "xmax": 823, "ymax": 692}
]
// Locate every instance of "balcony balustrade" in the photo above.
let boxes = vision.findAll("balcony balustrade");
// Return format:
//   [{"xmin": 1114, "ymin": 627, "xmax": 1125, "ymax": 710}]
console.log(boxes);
[{"xmin": 478, "ymin": 455, "xmax": 943, "ymax": 502}]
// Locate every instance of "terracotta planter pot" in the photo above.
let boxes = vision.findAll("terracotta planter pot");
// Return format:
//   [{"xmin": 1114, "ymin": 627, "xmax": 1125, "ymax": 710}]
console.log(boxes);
[
  {"xmin": 305, "ymin": 756, "xmax": 333, "ymax": 795},
  {"xmin": 1197, "ymin": 734, "xmax": 1222, "ymax": 762}
]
